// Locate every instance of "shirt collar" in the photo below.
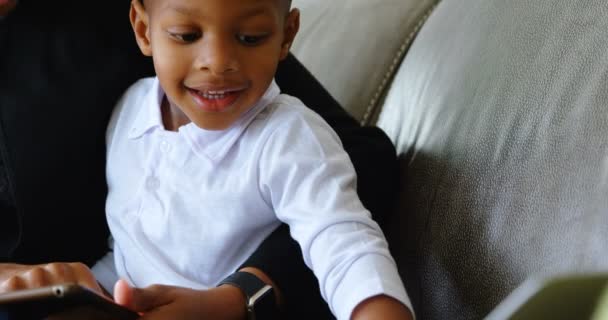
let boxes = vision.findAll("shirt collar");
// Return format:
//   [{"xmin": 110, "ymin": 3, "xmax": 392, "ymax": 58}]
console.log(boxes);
[
  {"xmin": 128, "ymin": 78, "xmax": 165, "ymax": 139},
  {"xmin": 181, "ymin": 80, "xmax": 280, "ymax": 164},
  {"xmin": 128, "ymin": 77, "xmax": 281, "ymax": 164}
]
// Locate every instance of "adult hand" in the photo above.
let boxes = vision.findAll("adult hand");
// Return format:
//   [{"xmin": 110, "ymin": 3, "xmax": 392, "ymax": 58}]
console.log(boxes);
[
  {"xmin": 0, "ymin": 0, "xmax": 17, "ymax": 16},
  {"xmin": 114, "ymin": 279, "xmax": 247, "ymax": 320},
  {"xmin": 0, "ymin": 262, "xmax": 104, "ymax": 296}
]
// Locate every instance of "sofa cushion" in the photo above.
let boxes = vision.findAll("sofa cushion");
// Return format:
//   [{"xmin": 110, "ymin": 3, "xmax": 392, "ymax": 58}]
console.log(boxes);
[
  {"xmin": 377, "ymin": 0, "xmax": 608, "ymax": 319},
  {"xmin": 290, "ymin": 0, "xmax": 437, "ymax": 123}
]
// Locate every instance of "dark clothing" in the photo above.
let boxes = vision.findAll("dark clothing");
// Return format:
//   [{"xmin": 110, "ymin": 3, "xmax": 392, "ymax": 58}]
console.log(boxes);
[
  {"xmin": 0, "ymin": 3, "xmax": 398, "ymax": 319},
  {"xmin": 0, "ymin": 108, "xmax": 16, "ymax": 259},
  {"xmin": 1, "ymin": 3, "xmax": 152, "ymax": 265}
]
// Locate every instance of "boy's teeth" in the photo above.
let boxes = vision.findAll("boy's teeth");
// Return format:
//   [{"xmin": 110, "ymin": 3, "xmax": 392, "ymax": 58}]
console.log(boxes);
[{"xmin": 198, "ymin": 90, "xmax": 226, "ymax": 100}]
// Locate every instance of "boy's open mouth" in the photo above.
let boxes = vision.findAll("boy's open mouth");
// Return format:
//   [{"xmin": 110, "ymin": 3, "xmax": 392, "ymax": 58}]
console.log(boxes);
[{"xmin": 186, "ymin": 87, "xmax": 244, "ymax": 112}]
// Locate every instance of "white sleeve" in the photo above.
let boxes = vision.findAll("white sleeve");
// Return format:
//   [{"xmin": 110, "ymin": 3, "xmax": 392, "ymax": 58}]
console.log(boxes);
[
  {"xmin": 258, "ymin": 110, "xmax": 413, "ymax": 320},
  {"xmin": 91, "ymin": 237, "xmax": 118, "ymax": 294}
]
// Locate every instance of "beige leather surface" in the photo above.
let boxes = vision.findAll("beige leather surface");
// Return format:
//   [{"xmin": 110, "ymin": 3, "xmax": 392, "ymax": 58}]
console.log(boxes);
[
  {"xmin": 290, "ymin": 0, "xmax": 438, "ymax": 123},
  {"xmin": 377, "ymin": 0, "xmax": 608, "ymax": 319}
]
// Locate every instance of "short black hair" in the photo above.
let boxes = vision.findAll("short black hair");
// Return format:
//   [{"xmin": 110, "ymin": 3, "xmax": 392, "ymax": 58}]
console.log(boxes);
[{"xmin": 139, "ymin": 0, "xmax": 292, "ymax": 10}]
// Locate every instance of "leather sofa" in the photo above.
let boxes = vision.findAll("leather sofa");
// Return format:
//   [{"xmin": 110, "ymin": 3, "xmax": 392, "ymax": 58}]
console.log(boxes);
[{"xmin": 292, "ymin": 0, "xmax": 608, "ymax": 319}]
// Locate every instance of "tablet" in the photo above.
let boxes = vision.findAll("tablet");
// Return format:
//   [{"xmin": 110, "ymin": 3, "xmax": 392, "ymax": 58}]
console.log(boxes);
[
  {"xmin": 0, "ymin": 283, "xmax": 139, "ymax": 320},
  {"xmin": 485, "ymin": 273, "xmax": 608, "ymax": 320}
]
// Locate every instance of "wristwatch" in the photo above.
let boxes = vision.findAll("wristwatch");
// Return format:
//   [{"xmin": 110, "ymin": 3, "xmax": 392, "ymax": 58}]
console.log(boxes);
[{"xmin": 218, "ymin": 271, "xmax": 279, "ymax": 320}]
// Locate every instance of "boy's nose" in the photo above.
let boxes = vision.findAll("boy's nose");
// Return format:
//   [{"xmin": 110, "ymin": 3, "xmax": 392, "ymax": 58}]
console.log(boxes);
[{"xmin": 195, "ymin": 39, "xmax": 239, "ymax": 75}]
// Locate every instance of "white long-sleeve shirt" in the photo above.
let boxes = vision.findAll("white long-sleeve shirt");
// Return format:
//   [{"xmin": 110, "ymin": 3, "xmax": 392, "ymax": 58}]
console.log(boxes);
[{"xmin": 93, "ymin": 77, "xmax": 411, "ymax": 320}]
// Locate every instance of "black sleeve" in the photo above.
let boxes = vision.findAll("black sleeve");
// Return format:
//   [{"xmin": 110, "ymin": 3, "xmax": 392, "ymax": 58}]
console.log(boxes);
[
  {"xmin": 0, "ymin": 104, "xmax": 18, "ymax": 262},
  {"xmin": 239, "ymin": 54, "xmax": 399, "ymax": 320},
  {"xmin": 1, "ymin": 3, "xmax": 155, "ymax": 264}
]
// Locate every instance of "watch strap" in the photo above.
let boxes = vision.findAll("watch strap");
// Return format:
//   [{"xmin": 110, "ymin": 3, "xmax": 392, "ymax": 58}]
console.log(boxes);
[{"xmin": 218, "ymin": 271, "xmax": 279, "ymax": 320}]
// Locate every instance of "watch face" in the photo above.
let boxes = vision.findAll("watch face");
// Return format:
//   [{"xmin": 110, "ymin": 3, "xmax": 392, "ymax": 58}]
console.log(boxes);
[
  {"xmin": 251, "ymin": 286, "xmax": 277, "ymax": 320},
  {"xmin": 248, "ymin": 285, "xmax": 273, "ymax": 307}
]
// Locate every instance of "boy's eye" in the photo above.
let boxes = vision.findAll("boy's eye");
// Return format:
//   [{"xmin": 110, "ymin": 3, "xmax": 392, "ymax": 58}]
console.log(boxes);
[
  {"xmin": 169, "ymin": 32, "xmax": 201, "ymax": 43},
  {"xmin": 236, "ymin": 34, "xmax": 267, "ymax": 46}
]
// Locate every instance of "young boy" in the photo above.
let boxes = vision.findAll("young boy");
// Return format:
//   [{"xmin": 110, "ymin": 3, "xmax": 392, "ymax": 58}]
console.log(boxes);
[{"xmin": 95, "ymin": 0, "xmax": 414, "ymax": 319}]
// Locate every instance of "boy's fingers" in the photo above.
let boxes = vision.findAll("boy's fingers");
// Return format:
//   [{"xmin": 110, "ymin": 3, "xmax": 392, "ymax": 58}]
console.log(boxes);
[
  {"xmin": 115, "ymin": 279, "xmax": 174, "ymax": 312},
  {"xmin": 132, "ymin": 285, "xmax": 175, "ymax": 312},
  {"xmin": 114, "ymin": 279, "xmax": 134, "ymax": 308}
]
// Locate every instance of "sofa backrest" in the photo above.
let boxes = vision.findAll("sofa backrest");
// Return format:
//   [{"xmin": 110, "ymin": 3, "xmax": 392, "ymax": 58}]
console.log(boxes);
[
  {"xmin": 291, "ymin": 0, "xmax": 438, "ymax": 124},
  {"xmin": 377, "ymin": 0, "xmax": 608, "ymax": 319}
]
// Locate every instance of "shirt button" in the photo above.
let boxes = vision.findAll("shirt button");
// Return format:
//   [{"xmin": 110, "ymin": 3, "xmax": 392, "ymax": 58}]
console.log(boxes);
[
  {"xmin": 146, "ymin": 177, "xmax": 160, "ymax": 190},
  {"xmin": 160, "ymin": 140, "xmax": 171, "ymax": 153}
]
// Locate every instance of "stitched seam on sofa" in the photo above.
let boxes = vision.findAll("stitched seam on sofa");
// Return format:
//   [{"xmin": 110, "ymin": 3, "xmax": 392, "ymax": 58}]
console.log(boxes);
[{"xmin": 360, "ymin": 3, "xmax": 439, "ymax": 126}]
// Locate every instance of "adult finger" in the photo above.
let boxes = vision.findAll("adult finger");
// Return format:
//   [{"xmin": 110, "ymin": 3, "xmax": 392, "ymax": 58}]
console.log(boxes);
[
  {"xmin": 67, "ymin": 262, "xmax": 103, "ymax": 294},
  {"xmin": 0, "ymin": 275, "xmax": 26, "ymax": 292},
  {"xmin": 44, "ymin": 263, "xmax": 76, "ymax": 284},
  {"xmin": 23, "ymin": 266, "xmax": 52, "ymax": 287},
  {"xmin": 0, "ymin": 264, "xmax": 32, "ymax": 284}
]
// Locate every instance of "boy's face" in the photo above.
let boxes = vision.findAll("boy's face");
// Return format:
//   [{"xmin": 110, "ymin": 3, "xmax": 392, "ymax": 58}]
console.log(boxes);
[{"xmin": 130, "ymin": 0, "xmax": 299, "ymax": 130}]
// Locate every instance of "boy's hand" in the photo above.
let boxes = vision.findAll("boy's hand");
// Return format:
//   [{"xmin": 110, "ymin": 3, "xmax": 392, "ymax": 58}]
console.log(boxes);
[
  {"xmin": 351, "ymin": 295, "xmax": 414, "ymax": 320},
  {"xmin": 114, "ymin": 279, "xmax": 247, "ymax": 320},
  {"xmin": 0, "ymin": 262, "xmax": 104, "ymax": 296}
]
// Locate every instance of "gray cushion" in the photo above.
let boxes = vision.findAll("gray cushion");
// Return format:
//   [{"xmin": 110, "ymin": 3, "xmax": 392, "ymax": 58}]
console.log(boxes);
[
  {"xmin": 291, "ymin": 0, "xmax": 437, "ymax": 123},
  {"xmin": 377, "ymin": 0, "xmax": 608, "ymax": 319}
]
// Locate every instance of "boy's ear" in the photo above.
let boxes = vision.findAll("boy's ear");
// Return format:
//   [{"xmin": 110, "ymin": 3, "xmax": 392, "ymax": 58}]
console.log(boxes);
[
  {"xmin": 280, "ymin": 8, "xmax": 300, "ymax": 60},
  {"xmin": 130, "ymin": 0, "xmax": 153, "ymax": 56}
]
